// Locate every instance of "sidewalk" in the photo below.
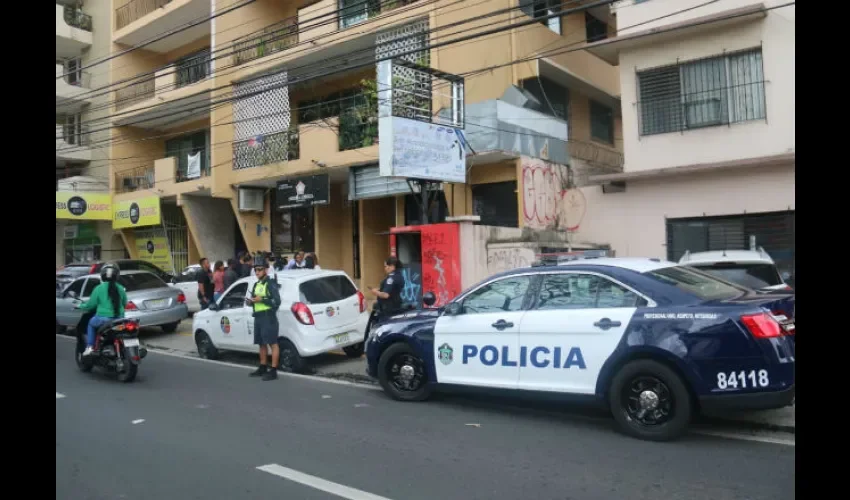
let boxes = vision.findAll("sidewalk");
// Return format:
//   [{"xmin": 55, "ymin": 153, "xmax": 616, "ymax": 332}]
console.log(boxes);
[{"xmin": 138, "ymin": 323, "xmax": 795, "ymax": 433}]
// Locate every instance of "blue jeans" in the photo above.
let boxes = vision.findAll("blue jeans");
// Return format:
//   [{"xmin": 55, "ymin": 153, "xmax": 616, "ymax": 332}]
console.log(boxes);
[{"xmin": 87, "ymin": 315, "xmax": 115, "ymax": 348}]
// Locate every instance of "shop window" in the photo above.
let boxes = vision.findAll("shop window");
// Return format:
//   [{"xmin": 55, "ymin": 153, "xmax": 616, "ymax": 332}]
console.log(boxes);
[
  {"xmin": 472, "ymin": 181, "xmax": 518, "ymax": 228},
  {"xmin": 404, "ymin": 191, "xmax": 448, "ymax": 226},
  {"xmin": 521, "ymin": 77, "xmax": 568, "ymax": 120},
  {"xmin": 272, "ymin": 201, "xmax": 316, "ymax": 254}
]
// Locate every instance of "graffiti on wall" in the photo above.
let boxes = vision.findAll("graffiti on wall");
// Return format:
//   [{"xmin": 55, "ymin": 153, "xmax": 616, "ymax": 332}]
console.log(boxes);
[
  {"xmin": 487, "ymin": 246, "xmax": 536, "ymax": 275},
  {"xmin": 521, "ymin": 157, "xmax": 586, "ymax": 231},
  {"xmin": 400, "ymin": 263, "xmax": 422, "ymax": 308}
]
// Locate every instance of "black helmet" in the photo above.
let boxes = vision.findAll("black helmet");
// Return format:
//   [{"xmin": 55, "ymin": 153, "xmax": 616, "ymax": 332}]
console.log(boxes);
[
  {"xmin": 100, "ymin": 262, "xmax": 120, "ymax": 282},
  {"xmin": 252, "ymin": 253, "xmax": 267, "ymax": 268}
]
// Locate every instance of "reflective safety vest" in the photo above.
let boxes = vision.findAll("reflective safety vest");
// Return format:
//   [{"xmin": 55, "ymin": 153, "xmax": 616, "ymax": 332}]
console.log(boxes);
[{"xmin": 253, "ymin": 281, "xmax": 272, "ymax": 313}]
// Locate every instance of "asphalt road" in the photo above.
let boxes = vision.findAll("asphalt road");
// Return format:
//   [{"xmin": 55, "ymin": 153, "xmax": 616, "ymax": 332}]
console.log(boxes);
[{"xmin": 56, "ymin": 337, "xmax": 795, "ymax": 500}]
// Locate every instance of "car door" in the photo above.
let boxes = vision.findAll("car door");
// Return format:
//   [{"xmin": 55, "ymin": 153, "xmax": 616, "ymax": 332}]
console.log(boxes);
[
  {"xmin": 56, "ymin": 278, "xmax": 86, "ymax": 326},
  {"xmin": 211, "ymin": 282, "xmax": 251, "ymax": 349},
  {"xmin": 433, "ymin": 274, "xmax": 535, "ymax": 389},
  {"xmin": 518, "ymin": 272, "xmax": 646, "ymax": 394}
]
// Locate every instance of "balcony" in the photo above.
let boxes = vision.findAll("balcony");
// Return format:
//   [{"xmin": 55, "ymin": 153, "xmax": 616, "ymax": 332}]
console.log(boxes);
[
  {"xmin": 115, "ymin": 166, "xmax": 155, "ymax": 193},
  {"xmin": 114, "ymin": 0, "xmax": 210, "ymax": 54},
  {"xmin": 232, "ymin": 20, "xmax": 298, "ymax": 67},
  {"xmin": 232, "ymin": 129, "xmax": 300, "ymax": 171},
  {"xmin": 56, "ymin": 64, "xmax": 92, "ymax": 112},
  {"xmin": 56, "ymin": 4, "xmax": 92, "ymax": 58},
  {"xmin": 56, "ymin": 124, "xmax": 92, "ymax": 164},
  {"xmin": 339, "ymin": 0, "xmax": 421, "ymax": 29}
]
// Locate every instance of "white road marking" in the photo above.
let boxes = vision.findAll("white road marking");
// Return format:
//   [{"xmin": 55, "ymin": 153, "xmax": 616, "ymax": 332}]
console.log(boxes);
[
  {"xmin": 56, "ymin": 392, "xmax": 66, "ymax": 399},
  {"xmin": 257, "ymin": 464, "xmax": 393, "ymax": 500},
  {"xmin": 693, "ymin": 429, "xmax": 795, "ymax": 447},
  {"xmin": 322, "ymin": 395, "xmax": 332, "ymax": 399},
  {"xmin": 354, "ymin": 403, "xmax": 369, "ymax": 408},
  {"xmin": 465, "ymin": 423, "xmax": 481, "ymax": 428},
  {"xmin": 132, "ymin": 419, "xmax": 145, "ymax": 425}
]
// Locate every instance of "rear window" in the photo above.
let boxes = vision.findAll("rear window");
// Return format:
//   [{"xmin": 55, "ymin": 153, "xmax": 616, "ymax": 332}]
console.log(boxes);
[
  {"xmin": 645, "ymin": 266, "xmax": 746, "ymax": 301},
  {"xmin": 299, "ymin": 275, "xmax": 358, "ymax": 305},
  {"xmin": 118, "ymin": 273, "xmax": 167, "ymax": 292},
  {"xmin": 688, "ymin": 263, "xmax": 782, "ymax": 290}
]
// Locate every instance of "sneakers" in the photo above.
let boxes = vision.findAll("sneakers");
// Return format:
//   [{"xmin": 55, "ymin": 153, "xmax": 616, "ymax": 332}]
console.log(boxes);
[
  {"xmin": 82, "ymin": 346, "xmax": 94, "ymax": 357},
  {"xmin": 249, "ymin": 365, "xmax": 268, "ymax": 377},
  {"xmin": 262, "ymin": 367, "xmax": 278, "ymax": 381}
]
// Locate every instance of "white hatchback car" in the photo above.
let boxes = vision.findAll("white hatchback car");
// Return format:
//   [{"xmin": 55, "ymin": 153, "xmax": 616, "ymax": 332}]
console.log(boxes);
[
  {"xmin": 679, "ymin": 248, "xmax": 793, "ymax": 292},
  {"xmin": 191, "ymin": 269, "xmax": 369, "ymax": 371}
]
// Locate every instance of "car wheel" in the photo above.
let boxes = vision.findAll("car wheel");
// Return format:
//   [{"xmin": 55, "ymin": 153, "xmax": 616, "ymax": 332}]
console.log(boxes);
[
  {"xmin": 195, "ymin": 331, "xmax": 219, "ymax": 360},
  {"xmin": 343, "ymin": 342, "xmax": 364, "ymax": 358},
  {"xmin": 377, "ymin": 342, "xmax": 433, "ymax": 402},
  {"xmin": 609, "ymin": 359, "xmax": 692, "ymax": 442},
  {"xmin": 161, "ymin": 322, "xmax": 180, "ymax": 333},
  {"xmin": 278, "ymin": 338, "xmax": 304, "ymax": 373}
]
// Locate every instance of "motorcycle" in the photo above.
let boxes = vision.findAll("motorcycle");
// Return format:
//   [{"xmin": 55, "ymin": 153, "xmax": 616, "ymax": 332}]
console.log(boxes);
[{"xmin": 74, "ymin": 310, "xmax": 147, "ymax": 383}]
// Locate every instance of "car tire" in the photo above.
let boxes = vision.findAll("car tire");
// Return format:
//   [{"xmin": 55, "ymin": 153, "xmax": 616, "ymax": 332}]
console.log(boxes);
[
  {"xmin": 161, "ymin": 322, "xmax": 180, "ymax": 334},
  {"xmin": 609, "ymin": 359, "xmax": 692, "ymax": 442},
  {"xmin": 278, "ymin": 338, "xmax": 304, "ymax": 373},
  {"xmin": 343, "ymin": 342, "xmax": 364, "ymax": 358},
  {"xmin": 195, "ymin": 331, "xmax": 220, "ymax": 360},
  {"xmin": 377, "ymin": 342, "xmax": 433, "ymax": 402}
]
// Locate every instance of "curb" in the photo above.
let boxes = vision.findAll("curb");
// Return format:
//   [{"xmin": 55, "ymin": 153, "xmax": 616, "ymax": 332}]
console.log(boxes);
[{"xmin": 139, "ymin": 343, "xmax": 794, "ymax": 434}]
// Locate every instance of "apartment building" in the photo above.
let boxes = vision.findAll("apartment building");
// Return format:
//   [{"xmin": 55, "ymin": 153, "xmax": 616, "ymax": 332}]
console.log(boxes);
[
  {"xmin": 56, "ymin": 0, "xmax": 127, "ymax": 267},
  {"xmin": 578, "ymin": 0, "xmax": 795, "ymax": 278},
  {"xmin": 106, "ymin": 0, "xmax": 624, "ymax": 288}
]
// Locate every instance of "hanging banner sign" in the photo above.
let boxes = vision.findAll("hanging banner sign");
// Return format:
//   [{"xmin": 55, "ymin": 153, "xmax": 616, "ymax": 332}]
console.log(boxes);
[
  {"xmin": 134, "ymin": 235, "xmax": 175, "ymax": 274},
  {"xmin": 56, "ymin": 192, "xmax": 112, "ymax": 220},
  {"xmin": 113, "ymin": 196, "xmax": 162, "ymax": 229}
]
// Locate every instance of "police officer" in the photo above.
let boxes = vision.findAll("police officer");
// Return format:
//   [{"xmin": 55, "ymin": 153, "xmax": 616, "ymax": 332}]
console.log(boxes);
[
  {"xmin": 369, "ymin": 257, "xmax": 405, "ymax": 323},
  {"xmin": 246, "ymin": 253, "xmax": 282, "ymax": 381}
]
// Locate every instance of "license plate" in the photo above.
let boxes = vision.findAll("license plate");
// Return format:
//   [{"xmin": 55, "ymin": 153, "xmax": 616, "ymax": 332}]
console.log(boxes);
[
  {"xmin": 333, "ymin": 333, "xmax": 350, "ymax": 345},
  {"xmin": 123, "ymin": 338, "xmax": 140, "ymax": 347},
  {"xmin": 146, "ymin": 299, "xmax": 168, "ymax": 309}
]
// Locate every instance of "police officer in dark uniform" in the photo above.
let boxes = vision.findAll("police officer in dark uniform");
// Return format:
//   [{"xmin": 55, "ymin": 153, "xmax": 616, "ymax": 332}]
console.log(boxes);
[
  {"xmin": 246, "ymin": 253, "xmax": 282, "ymax": 381},
  {"xmin": 369, "ymin": 257, "xmax": 405, "ymax": 324}
]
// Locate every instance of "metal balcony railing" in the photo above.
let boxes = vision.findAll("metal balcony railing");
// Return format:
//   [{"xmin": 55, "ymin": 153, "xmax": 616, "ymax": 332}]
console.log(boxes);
[
  {"xmin": 175, "ymin": 50, "xmax": 212, "ymax": 89},
  {"xmin": 567, "ymin": 139, "xmax": 623, "ymax": 173},
  {"xmin": 62, "ymin": 70, "xmax": 92, "ymax": 89},
  {"xmin": 115, "ymin": 0, "xmax": 172, "ymax": 31},
  {"xmin": 59, "ymin": 124, "xmax": 91, "ymax": 147},
  {"xmin": 339, "ymin": 0, "xmax": 420, "ymax": 29},
  {"xmin": 338, "ymin": 107, "xmax": 378, "ymax": 151},
  {"xmin": 64, "ymin": 5, "xmax": 93, "ymax": 32},
  {"xmin": 175, "ymin": 148, "xmax": 211, "ymax": 183},
  {"xmin": 115, "ymin": 166, "xmax": 154, "ymax": 193},
  {"xmin": 232, "ymin": 129, "xmax": 299, "ymax": 170},
  {"xmin": 637, "ymin": 81, "xmax": 767, "ymax": 137},
  {"xmin": 114, "ymin": 77, "xmax": 155, "ymax": 110},
  {"xmin": 231, "ymin": 19, "xmax": 298, "ymax": 66}
]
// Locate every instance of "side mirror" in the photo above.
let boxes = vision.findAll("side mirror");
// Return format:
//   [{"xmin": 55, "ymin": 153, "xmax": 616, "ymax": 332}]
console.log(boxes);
[
  {"xmin": 67, "ymin": 290, "xmax": 78, "ymax": 299},
  {"xmin": 422, "ymin": 291, "xmax": 436, "ymax": 307},
  {"xmin": 444, "ymin": 301, "xmax": 463, "ymax": 316}
]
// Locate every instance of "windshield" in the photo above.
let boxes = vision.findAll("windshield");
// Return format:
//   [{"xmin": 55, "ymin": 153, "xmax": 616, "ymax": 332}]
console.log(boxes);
[
  {"xmin": 688, "ymin": 263, "xmax": 782, "ymax": 289},
  {"xmin": 645, "ymin": 265, "xmax": 747, "ymax": 301},
  {"xmin": 118, "ymin": 273, "xmax": 167, "ymax": 292}
]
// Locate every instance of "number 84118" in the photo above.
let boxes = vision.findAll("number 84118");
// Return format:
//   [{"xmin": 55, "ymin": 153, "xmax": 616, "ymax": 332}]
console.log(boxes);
[{"xmin": 717, "ymin": 370, "xmax": 769, "ymax": 389}]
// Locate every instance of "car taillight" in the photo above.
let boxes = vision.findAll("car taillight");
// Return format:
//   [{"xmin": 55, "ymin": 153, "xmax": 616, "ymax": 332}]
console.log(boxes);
[
  {"xmin": 177, "ymin": 293, "xmax": 186, "ymax": 304},
  {"xmin": 741, "ymin": 312, "xmax": 784, "ymax": 338},
  {"xmin": 125, "ymin": 301, "xmax": 138, "ymax": 311},
  {"xmin": 89, "ymin": 264, "xmax": 98, "ymax": 274},
  {"xmin": 291, "ymin": 302, "xmax": 314, "ymax": 325},
  {"xmin": 357, "ymin": 291, "xmax": 366, "ymax": 313}
]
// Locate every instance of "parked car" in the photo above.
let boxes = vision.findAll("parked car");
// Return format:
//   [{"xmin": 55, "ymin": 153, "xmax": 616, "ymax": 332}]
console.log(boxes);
[
  {"xmin": 56, "ymin": 270, "xmax": 189, "ymax": 335},
  {"xmin": 82, "ymin": 260, "xmax": 175, "ymax": 285},
  {"xmin": 56, "ymin": 263, "xmax": 95, "ymax": 291},
  {"xmin": 170, "ymin": 263, "xmax": 231, "ymax": 313},
  {"xmin": 679, "ymin": 248, "xmax": 793, "ymax": 293},
  {"xmin": 192, "ymin": 269, "xmax": 369, "ymax": 371}
]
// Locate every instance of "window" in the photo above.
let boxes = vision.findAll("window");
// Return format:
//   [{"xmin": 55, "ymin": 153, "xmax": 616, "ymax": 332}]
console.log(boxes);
[
  {"xmin": 462, "ymin": 276, "xmax": 532, "ymax": 314},
  {"xmin": 65, "ymin": 279, "xmax": 85, "ymax": 297},
  {"xmin": 585, "ymin": 12, "xmax": 608, "ymax": 42},
  {"xmin": 520, "ymin": 0, "xmax": 562, "ymax": 34},
  {"xmin": 535, "ymin": 273, "xmax": 646, "ymax": 310},
  {"xmin": 521, "ymin": 77, "xmax": 568, "ymax": 119},
  {"xmin": 339, "ymin": 0, "xmax": 380, "ymax": 29},
  {"xmin": 272, "ymin": 202, "xmax": 315, "ymax": 254},
  {"xmin": 596, "ymin": 278, "xmax": 645, "ymax": 308},
  {"xmin": 118, "ymin": 273, "xmax": 167, "ymax": 292},
  {"xmin": 472, "ymin": 181, "xmax": 518, "ymax": 228},
  {"xmin": 404, "ymin": 191, "xmax": 448, "ymax": 226},
  {"xmin": 689, "ymin": 263, "xmax": 783, "ymax": 290},
  {"xmin": 82, "ymin": 278, "xmax": 100, "ymax": 298},
  {"xmin": 166, "ymin": 130, "xmax": 210, "ymax": 180},
  {"xmin": 645, "ymin": 266, "xmax": 746, "ymax": 301},
  {"xmin": 175, "ymin": 49, "xmax": 211, "ymax": 88},
  {"xmin": 299, "ymin": 276, "xmax": 358, "ymax": 305},
  {"xmin": 220, "ymin": 283, "xmax": 249, "ymax": 309},
  {"xmin": 637, "ymin": 49, "xmax": 766, "ymax": 136},
  {"xmin": 590, "ymin": 100, "xmax": 614, "ymax": 144}
]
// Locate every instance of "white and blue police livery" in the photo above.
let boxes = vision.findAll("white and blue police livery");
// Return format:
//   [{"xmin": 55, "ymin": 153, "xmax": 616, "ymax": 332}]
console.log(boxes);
[{"xmin": 364, "ymin": 258, "xmax": 795, "ymax": 441}]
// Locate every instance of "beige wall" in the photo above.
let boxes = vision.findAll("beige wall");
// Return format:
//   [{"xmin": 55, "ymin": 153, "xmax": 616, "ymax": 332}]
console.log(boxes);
[
  {"xmin": 359, "ymin": 197, "xmax": 395, "ymax": 292},
  {"xmin": 575, "ymin": 163, "xmax": 796, "ymax": 259}
]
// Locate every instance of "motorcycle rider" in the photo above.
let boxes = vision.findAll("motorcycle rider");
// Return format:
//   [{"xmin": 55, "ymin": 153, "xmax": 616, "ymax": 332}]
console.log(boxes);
[
  {"xmin": 246, "ymin": 253, "xmax": 282, "ymax": 381},
  {"xmin": 79, "ymin": 263, "xmax": 128, "ymax": 357}
]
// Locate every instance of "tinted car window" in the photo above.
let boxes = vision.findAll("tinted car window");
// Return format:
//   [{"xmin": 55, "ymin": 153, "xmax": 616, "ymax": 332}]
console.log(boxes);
[
  {"xmin": 299, "ymin": 276, "xmax": 358, "ymax": 305},
  {"xmin": 689, "ymin": 263, "xmax": 782, "ymax": 289},
  {"xmin": 462, "ymin": 276, "xmax": 532, "ymax": 314},
  {"xmin": 646, "ymin": 266, "xmax": 745, "ymax": 301},
  {"xmin": 65, "ymin": 279, "xmax": 85, "ymax": 296},
  {"xmin": 118, "ymin": 273, "xmax": 167, "ymax": 292},
  {"xmin": 536, "ymin": 274, "xmax": 598, "ymax": 310},
  {"xmin": 82, "ymin": 278, "xmax": 100, "ymax": 297}
]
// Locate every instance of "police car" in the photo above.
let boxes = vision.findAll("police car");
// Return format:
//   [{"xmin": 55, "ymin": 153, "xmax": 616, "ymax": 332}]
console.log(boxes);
[
  {"xmin": 364, "ymin": 258, "xmax": 795, "ymax": 441},
  {"xmin": 193, "ymin": 270, "xmax": 369, "ymax": 371}
]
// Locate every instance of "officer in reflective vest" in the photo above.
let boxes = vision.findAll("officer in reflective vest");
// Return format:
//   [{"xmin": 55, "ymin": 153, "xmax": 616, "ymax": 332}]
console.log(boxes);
[{"xmin": 246, "ymin": 253, "xmax": 282, "ymax": 381}]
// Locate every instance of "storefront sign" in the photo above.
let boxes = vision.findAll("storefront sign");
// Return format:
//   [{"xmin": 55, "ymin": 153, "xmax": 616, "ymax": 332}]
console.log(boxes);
[
  {"xmin": 134, "ymin": 235, "xmax": 174, "ymax": 274},
  {"xmin": 113, "ymin": 196, "xmax": 161, "ymax": 229},
  {"xmin": 379, "ymin": 115, "xmax": 467, "ymax": 184},
  {"xmin": 276, "ymin": 174, "xmax": 330, "ymax": 209},
  {"xmin": 56, "ymin": 192, "xmax": 112, "ymax": 220}
]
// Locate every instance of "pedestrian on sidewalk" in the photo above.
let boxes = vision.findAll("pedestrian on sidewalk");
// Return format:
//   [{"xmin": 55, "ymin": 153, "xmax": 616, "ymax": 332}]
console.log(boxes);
[
  {"xmin": 285, "ymin": 250, "xmax": 306, "ymax": 270},
  {"xmin": 304, "ymin": 253, "xmax": 321, "ymax": 270},
  {"xmin": 197, "ymin": 258, "xmax": 214, "ymax": 310},
  {"xmin": 247, "ymin": 253, "xmax": 282, "ymax": 381},
  {"xmin": 212, "ymin": 261, "xmax": 225, "ymax": 302},
  {"xmin": 238, "ymin": 253, "xmax": 253, "ymax": 278},
  {"xmin": 223, "ymin": 258, "xmax": 239, "ymax": 291}
]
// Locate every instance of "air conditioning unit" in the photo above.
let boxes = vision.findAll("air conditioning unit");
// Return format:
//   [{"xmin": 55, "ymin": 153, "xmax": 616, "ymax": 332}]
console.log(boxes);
[{"xmin": 238, "ymin": 187, "xmax": 265, "ymax": 212}]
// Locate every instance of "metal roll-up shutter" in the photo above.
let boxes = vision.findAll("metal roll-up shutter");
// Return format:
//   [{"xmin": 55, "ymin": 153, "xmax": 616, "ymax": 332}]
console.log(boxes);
[{"xmin": 349, "ymin": 165, "xmax": 419, "ymax": 200}]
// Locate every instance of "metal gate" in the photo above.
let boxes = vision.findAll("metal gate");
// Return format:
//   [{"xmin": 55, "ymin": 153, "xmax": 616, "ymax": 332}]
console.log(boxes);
[{"xmin": 162, "ymin": 204, "xmax": 188, "ymax": 273}]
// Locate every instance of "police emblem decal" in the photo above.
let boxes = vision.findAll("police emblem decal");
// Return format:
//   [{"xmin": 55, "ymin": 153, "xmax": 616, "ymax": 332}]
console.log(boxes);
[{"xmin": 438, "ymin": 343, "xmax": 453, "ymax": 365}]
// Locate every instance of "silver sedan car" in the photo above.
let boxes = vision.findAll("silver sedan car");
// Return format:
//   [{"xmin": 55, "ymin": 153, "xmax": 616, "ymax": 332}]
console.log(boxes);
[{"xmin": 56, "ymin": 270, "xmax": 189, "ymax": 334}]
